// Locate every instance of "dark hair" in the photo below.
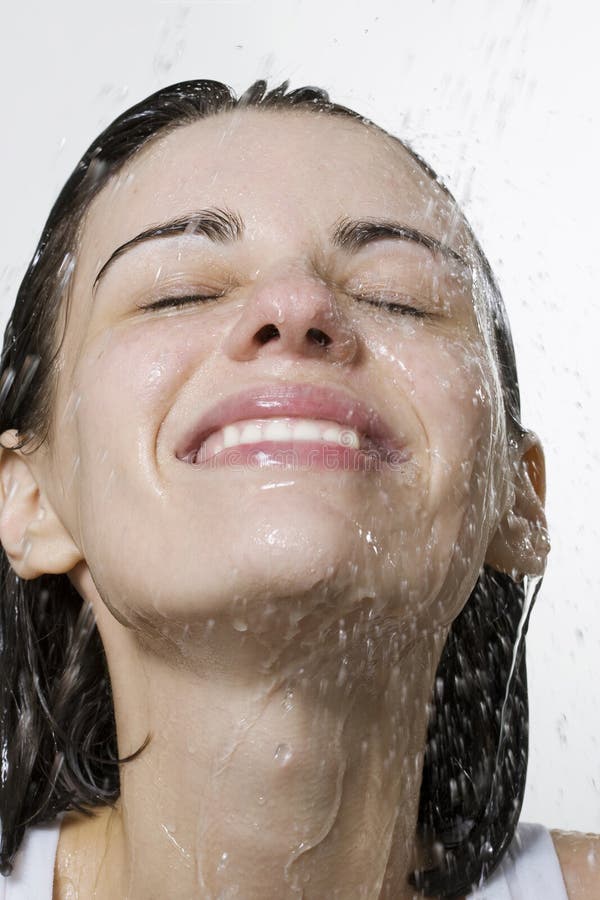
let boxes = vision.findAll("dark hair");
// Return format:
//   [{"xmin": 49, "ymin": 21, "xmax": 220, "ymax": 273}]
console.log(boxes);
[{"xmin": 0, "ymin": 78, "xmax": 542, "ymax": 897}]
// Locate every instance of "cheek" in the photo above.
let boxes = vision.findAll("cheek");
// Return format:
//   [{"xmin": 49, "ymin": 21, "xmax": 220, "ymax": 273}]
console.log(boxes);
[
  {"xmin": 64, "ymin": 319, "xmax": 219, "ymax": 529},
  {"xmin": 395, "ymin": 332, "xmax": 500, "ymax": 610},
  {"xmin": 65, "ymin": 319, "xmax": 218, "ymax": 595},
  {"xmin": 375, "ymin": 326, "xmax": 497, "ymax": 545},
  {"xmin": 74, "ymin": 318, "xmax": 216, "ymax": 446},
  {"xmin": 375, "ymin": 326, "xmax": 496, "ymax": 471},
  {"xmin": 413, "ymin": 335, "xmax": 499, "ymax": 584},
  {"xmin": 411, "ymin": 335, "xmax": 495, "ymax": 490}
]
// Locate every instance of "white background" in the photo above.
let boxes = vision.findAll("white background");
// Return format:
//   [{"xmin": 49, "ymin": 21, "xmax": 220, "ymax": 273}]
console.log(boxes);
[{"xmin": 1, "ymin": 0, "xmax": 598, "ymax": 832}]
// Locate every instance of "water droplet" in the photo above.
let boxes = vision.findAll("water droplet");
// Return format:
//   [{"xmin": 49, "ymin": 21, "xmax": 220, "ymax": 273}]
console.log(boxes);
[
  {"xmin": 217, "ymin": 850, "xmax": 229, "ymax": 872},
  {"xmin": 282, "ymin": 688, "xmax": 294, "ymax": 711},
  {"xmin": 336, "ymin": 661, "xmax": 348, "ymax": 687},
  {"xmin": 147, "ymin": 362, "xmax": 164, "ymax": 385},
  {"xmin": 274, "ymin": 743, "xmax": 293, "ymax": 765}
]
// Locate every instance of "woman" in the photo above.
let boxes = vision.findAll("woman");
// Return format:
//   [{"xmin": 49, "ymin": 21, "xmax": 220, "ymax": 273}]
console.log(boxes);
[{"xmin": 0, "ymin": 78, "xmax": 594, "ymax": 899}]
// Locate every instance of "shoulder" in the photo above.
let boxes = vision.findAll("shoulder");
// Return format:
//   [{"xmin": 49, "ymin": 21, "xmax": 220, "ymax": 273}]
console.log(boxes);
[
  {"xmin": 53, "ymin": 809, "xmax": 95, "ymax": 898},
  {"xmin": 54, "ymin": 805, "xmax": 115, "ymax": 899},
  {"xmin": 550, "ymin": 829, "xmax": 600, "ymax": 900}
]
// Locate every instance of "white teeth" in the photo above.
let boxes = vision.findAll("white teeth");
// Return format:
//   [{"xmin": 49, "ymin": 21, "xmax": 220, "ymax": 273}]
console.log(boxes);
[
  {"xmin": 263, "ymin": 420, "xmax": 292, "ymax": 441},
  {"xmin": 222, "ymin": 424, "xmax": 240, "ymax": 449},
  {"xmin": 323, "ymin": 428, "xmax": 350, "ymax": 447},
  {"xmin": 239, "ymin": 422, "xmax": 263, "ymax": 444},
  {"xmin": 202, "ymin": 417, "xmax": 361, "ymax": 456},
  {"xmin": 290, "ymin": 420, "xmax": 321, "ymax": 441}
]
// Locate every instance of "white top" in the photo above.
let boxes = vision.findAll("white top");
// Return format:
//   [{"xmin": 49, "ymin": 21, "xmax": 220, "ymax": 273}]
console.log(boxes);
[
  {"xmin": 467, "ymin": 822, "xmax": 569, "ymax": 898},
  {"xmin": 0, "ymin": 818, "xmax": 568, "ymax": 899},
  {"xmin": 0, "ymin": 813, "xmax": 65, "ymax": 900}
]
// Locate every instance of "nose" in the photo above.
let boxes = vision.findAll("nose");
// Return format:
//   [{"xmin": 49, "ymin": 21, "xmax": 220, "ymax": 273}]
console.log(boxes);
[{"xmin": 222, "ymin": 274, "xmax": 359, "ymax": 365}]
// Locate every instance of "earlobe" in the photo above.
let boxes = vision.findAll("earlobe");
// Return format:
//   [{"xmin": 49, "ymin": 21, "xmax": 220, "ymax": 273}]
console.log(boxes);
[
  {"xmin": 0, "ymin": 428, "xmax": 82, "ymax": 580},
  {"xmin": 484, "ymin": 430, "xmax": 551, "ymax": 581}
]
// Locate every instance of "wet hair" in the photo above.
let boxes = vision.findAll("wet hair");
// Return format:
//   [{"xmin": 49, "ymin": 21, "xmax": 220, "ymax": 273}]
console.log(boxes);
[{"xmin": 0, "ymin": 78, "xmax": 542, "ymax": 897}]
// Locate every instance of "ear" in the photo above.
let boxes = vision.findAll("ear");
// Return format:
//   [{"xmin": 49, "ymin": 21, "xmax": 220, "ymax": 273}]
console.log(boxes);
[
  {"xmin": 0, "ymin": 428, "xmax": 82, "ymax": 579},
  {"xmin": 484, "ymin": 429, "xmax": 550, "ymax": 581}
]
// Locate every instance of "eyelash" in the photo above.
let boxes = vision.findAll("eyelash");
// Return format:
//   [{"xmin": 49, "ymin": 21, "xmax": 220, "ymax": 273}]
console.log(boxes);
[
  {"xmin": 136, "ymin": 293, "xmax": 224, "ymax": 312},
  {"xmin": 138, "ymin": 292, "xmax": 429, "ymax": 318},
  {"xmin": 352, "ymin": 294, "xmax": 428, "ymax": 318}
]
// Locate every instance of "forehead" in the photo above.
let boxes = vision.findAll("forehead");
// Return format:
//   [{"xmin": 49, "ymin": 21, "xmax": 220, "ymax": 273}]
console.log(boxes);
[{"xmin": 78, "ymin": 108, "xmax": 469, "ymax": 276}]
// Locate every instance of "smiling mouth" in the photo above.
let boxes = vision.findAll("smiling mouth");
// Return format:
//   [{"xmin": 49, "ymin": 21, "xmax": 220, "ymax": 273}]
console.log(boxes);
[
  {"xmin": 174, "ymin": 381, "xmax": 411, "ymax": 471},
  {"xmin": 181, "ymin": 416, "xmax": 410, "ymax": 470}
]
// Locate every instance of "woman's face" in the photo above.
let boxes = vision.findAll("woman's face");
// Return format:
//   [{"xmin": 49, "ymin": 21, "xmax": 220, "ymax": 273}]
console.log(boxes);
[{"xmin": 43, "ymin": 109, "xmax": 507, "ymax": 643}]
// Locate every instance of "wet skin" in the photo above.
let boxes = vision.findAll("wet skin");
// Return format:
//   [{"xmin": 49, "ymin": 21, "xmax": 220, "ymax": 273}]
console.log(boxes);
[{"xmin": 0, "ymin": 108, "xmax": 549, "ymax": 899}]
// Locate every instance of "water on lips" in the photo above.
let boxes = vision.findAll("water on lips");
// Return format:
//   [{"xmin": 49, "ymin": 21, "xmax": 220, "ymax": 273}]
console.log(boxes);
[{"xmin": 195, "ymin": 417, "xmax": 361, "ymax": 462}]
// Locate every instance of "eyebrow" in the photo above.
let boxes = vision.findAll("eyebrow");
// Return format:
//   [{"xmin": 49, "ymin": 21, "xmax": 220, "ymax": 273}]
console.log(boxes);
[
  {"xmin": 91, "ymin": 206, "xmax": 466, "ymax": 294},
  {"xmin": 92, "ymin": 207, "xmax": 244, "ymax": 295},
  {"xmin": 331, "ymin": 216, "xmax": 466, "ymax": 264}
]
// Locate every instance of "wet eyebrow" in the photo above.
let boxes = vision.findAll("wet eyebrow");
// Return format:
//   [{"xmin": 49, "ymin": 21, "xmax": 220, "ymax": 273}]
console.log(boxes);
[
  {"xmin": 91, "ymin": 207, "xmax": 244, "ymax": 294},
  {"xmin": 91, "ymin": 207, "xmax": 467, "ymax": 295},
  {"xmin": 330, "ymin": 216, "xmax": 466, "ymax": 264}
]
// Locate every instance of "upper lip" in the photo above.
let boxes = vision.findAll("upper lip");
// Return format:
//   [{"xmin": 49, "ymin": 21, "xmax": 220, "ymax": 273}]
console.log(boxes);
[{"xmin": 175, "ymin": 381, "xmax": 405, "ymax": 461}]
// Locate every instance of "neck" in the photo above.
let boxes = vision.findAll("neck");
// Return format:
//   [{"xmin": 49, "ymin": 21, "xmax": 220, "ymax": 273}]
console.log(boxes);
[{"xmin": 73, "ymin": 597, "xmax": 447, "ymax": 900}]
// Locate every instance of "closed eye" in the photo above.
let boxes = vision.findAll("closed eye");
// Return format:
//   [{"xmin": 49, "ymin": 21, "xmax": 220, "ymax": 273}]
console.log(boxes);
[
  {"xmin": 137, "ymin": 291, "xmax": 430, "ymax": 318},
  {"xmin": 136, "ymin": 293, "xmax": 225, "ymax": 312},
  {"xmin": 351, "ymin": 293, "xmax": 430, "ymax": 318}
]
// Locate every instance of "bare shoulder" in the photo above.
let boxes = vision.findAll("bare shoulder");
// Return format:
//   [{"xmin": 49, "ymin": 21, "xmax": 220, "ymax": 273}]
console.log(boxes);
[
  {"xmin": 53, "ymin": 805, "xmax": 115, "ymax": 900},
  {"xmin": 550, "ymin": 829, "xmax": 600, "ymax": 900}
]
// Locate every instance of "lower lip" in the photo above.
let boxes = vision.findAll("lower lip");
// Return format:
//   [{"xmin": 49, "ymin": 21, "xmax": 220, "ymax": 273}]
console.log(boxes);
[{"xmin": 187, "ymin": 441, "xmax": 410, "ymax": 471}]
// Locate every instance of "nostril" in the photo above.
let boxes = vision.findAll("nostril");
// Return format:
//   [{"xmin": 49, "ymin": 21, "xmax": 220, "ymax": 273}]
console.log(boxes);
[
  {"xmin": 253, "ymin": 324, "xmax": 333, "ymax": 348},
  {"xmin": 307, "ymin": 328, "xmax": 331, "ymax": 347},
  {"xmin": 255, "ymin": 324, "xmax": 280, "ymax": 344}
]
